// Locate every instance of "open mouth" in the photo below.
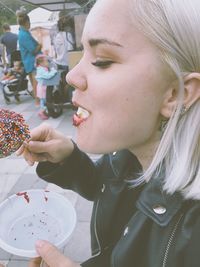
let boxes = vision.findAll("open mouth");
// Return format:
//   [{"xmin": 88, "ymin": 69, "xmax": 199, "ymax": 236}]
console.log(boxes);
[{"xmin": 73, "ymin": 107, "xmax": 90, "ymax": 127}]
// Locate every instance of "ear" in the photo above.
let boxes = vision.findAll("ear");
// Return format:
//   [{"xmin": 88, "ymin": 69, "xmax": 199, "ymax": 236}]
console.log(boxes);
[
  {"xmin": 160, "ymin": 80, "xmax": 179, "ymax": 118},
  {"xmin": 160, "ymin": 73, "xmax": 200, "ymax": 118}
]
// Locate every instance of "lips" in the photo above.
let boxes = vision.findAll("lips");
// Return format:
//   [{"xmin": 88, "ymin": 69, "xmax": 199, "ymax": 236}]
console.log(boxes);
[{"xmin": 73, "ymin": 107, "xmax": 90, "ymax": 127}]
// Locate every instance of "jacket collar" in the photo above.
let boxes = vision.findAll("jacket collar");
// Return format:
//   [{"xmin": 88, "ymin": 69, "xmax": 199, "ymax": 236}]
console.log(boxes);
[
  {"xmin": 109, "ymin": 149, "xmax": 142, "ymax": 179},
  {"xmin": 136, "ymin": 177, "xmax": 183, "ymax": 226},
  {"xmin": 110, "ymin": 149, "xmax": 183, "ymax": 226}
]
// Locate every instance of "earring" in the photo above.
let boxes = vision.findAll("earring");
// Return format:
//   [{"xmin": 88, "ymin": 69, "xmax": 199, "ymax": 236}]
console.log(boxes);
[{"xmin": 180, "ymin": 105, "xmax": 188, "ymax": 116}]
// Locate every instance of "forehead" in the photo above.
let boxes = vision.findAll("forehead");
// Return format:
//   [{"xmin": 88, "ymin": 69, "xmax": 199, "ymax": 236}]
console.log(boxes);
[
  {"xmin": 82, "ymin": 0, "xmax": 155, "ymax": 54},
  {"xmin": 83, "ymin": 0, "xmax": 132, "ymax": 42}
]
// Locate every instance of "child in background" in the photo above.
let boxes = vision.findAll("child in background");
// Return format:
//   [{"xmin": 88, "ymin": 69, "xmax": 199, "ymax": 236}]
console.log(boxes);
[
  {"xmin": 35, "ymin": 55, "xmax": 57, "ymax": 120},
  {"xmin": 1, "ymin": 61, "xmax": 23, "ymax": 84}
]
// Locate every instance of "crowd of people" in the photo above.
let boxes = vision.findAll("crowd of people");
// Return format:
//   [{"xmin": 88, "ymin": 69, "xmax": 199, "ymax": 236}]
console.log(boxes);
[{"xmin": 0, "ymin": 8, "xmax": 75, "ymax": 118}]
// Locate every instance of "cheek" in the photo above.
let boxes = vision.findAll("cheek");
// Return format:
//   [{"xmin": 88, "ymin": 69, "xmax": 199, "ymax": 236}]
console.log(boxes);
[
  {"xmin": 88, "ymin": 88, "xmax": 160, "ymax": 151},
  {"xmin": 90, "ymin": 69, "xmax": 162, "ymax": 120}
]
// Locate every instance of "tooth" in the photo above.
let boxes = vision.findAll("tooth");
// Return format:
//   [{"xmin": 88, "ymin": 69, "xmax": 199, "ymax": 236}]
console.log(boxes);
[{"xmin": 77, "ymin": 107, "xmax": 90, "ymax": 119}]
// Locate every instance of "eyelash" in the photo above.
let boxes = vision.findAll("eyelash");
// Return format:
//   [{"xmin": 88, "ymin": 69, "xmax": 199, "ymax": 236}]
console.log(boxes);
[{"xmin": 91, "ymin": 60, "xmax": 114, "ymax": 69}]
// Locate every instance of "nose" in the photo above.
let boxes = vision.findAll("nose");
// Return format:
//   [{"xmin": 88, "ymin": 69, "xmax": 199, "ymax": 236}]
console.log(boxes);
[{"xmin": 66, "ymin": 62, "xmax": 87, "ymax": 91}]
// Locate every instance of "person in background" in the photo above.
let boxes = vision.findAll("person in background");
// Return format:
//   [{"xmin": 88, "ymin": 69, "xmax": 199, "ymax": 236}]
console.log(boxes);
[
  {"xmin": 0, "ymin": 23, "xmax": 18, "ymax": 67},
  {"xmin": 12, "ymin": 0, "xmax": 200, "ymax": 266},
  {"xmin": 58, "ymin": 11, "xmax": 76, "ymax": 51},
  {"xmin": 0, "ymin": 60, "xmax": 23, "ymax": 84},
  {"xmin": 53, "ymin": 13, "xmax": 76, "ymax": 104},
  {"xmin": 35, "ymin": 54, "xmax": 57, "ymax": 120},
  {"xmin": 54, "ymin": 18, "xmax": 70, "ymax": 71},
  {"xmin": 16, "ymin": 8, "xmax": 42, "ymax": 105}
]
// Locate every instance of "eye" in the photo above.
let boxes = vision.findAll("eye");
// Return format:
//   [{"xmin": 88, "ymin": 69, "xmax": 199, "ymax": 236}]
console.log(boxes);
[{"xmin": 91, "ymin": 60, "xmax": 114, "ymax": 69}]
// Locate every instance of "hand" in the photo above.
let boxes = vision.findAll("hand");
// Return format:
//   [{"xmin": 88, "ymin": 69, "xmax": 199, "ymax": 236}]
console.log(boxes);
[
  {"xmin": 0, "ymin": 241, "xmax": 80, "ymax": 267},
  {"xmin": 29, "ymin": 240, "xmax": 80, "ymax": 267},
  {"xmin": 16, "ymin": 123, "xmax": 74, "ymax": 166}
]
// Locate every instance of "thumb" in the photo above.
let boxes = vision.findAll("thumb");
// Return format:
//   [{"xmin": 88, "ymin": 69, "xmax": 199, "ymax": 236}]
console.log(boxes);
[{"xmin": 35, "ymin": 240, "xmax": 71, "ymax": 267}]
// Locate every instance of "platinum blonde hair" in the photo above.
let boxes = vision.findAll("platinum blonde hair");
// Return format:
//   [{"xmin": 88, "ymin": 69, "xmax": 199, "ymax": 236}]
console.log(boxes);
[{"xmin": 129, "ymin": 0, "xmax": 200, "ymax": 199}]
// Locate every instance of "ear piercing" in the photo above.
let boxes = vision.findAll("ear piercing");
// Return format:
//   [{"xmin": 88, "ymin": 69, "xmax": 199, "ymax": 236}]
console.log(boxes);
[
  {"xmin": 160, "ymin": 105, "xmax": 189, "ymax": 134},
  {"xmin": 180, "ymin": 105, "xmax": 188, "ymax": 116}
]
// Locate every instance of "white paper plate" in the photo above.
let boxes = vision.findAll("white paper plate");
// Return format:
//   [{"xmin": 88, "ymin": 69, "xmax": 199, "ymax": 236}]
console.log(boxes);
[{"xmin": 0, "ymin": 189, "xmax": 76, "ymax": 258}]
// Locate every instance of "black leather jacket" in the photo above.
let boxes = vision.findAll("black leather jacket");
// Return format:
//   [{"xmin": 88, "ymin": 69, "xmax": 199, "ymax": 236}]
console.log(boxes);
[{"xmin": 37, "ymin": 145, "xmax": 200, "ymax": 267}]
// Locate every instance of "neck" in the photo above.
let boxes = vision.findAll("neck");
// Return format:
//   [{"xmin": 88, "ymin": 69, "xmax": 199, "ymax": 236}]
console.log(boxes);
[
  {"xmin": 21, "ymin": 26, "xmax": 29, "ymax": 31},
  {"xmin": 129, "ymin": 131, "xmax": 161, "ymax": 171}
]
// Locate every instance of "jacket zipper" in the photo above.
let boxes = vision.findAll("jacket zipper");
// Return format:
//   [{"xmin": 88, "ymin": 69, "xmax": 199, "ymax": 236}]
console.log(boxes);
[
  {"xmin": 92, "ymin": 198, "xmax": 102, "ymax": 256},
  {"xmin": 162, "ymin": 213, "xmax": 184, "ymax": 267}
]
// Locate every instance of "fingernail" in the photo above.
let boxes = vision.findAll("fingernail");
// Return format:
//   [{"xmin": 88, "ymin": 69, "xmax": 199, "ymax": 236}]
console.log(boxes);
[{"xmin": 36, "ymin": 240, "xmax": 45, "ymax": 248}]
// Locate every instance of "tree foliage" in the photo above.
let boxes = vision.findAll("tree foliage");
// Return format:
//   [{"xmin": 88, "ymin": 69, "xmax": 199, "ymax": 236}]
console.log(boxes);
[{"xmin": 0, "ymin": 0, "xmax": 35, "ymax": 33}]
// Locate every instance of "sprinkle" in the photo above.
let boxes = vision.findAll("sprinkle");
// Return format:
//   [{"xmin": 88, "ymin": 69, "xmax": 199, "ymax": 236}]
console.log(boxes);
[
  {"xmin": 0, "ymin": 109, "xmax": 30, "ymax": 158},
  {"xmin": 16, "ymin": 191, "xmax": 30, "ymax": 203}
]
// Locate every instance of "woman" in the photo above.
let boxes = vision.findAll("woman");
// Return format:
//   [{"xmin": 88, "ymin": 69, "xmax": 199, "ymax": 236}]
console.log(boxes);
[
  {"xmin": 16, "ymin": 8, "xmax": 42, "ymax": 104},
  {"xmin": 15, "ymin": 0, "xmax": 200, "ymax": 266},
  {"xmin": 54, "ymin": 17, "xmax": 70, "ymax": 71}
]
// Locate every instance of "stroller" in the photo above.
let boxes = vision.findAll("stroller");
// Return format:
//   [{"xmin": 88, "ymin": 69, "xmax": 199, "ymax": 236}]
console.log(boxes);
[
  {"xmin": 0, "ymin": 51, "xmax": 32, "ymax": 104},
  {"xmin": 43, "ymin": 60, "xmax": 73, "ymax": 118}
]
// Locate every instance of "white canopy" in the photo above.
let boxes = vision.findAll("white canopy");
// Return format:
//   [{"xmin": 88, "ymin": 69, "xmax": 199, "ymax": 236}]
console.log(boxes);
[
  {"xmin": 28, "ymin": 7, "xmax": 58, "ymax": 23},
  {"xmin": 10, "ymin": 7, "xmax": 58, "ymax": 34}
]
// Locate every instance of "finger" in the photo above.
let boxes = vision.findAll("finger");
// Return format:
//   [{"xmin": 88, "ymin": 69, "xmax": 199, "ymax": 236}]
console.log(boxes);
[
  {"xmin": 27, "ymin": 140, "xmax": 52, "ymax": 154},
  {"xmin": 15, "ymin": 143, "xmax": 25, "ymax": 156},
  {"xmin": 28, "ymin": 257, "xmax": 42, "ymax": 267},
  {"xmin": 0, "ymin": 264, "xmax": 5, "ymax": 267},
  {"xmin": 21, "ymin": 147, "xmax": 36, "ymax": 165},
  {"xmin": 23, "ymin": 148, "xmax": 47, "ymax": 164},
  {"xmin": 36, "ymin": 240, "xmax": 69, "ymax": 267},
  {"xmin": 30, "ymin": 123, "xmax": 51, "ymax": 141}
]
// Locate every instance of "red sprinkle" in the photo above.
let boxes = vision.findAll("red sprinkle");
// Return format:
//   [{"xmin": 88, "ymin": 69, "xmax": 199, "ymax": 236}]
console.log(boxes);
[{"xmin": 16, "ymin": 191, "xmax": 30, "ymax": 203}]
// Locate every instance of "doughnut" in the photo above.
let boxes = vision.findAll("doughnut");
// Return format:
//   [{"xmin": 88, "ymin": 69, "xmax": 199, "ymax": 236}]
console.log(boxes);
[{"xmin": 0, "ymin": 109, "xmax": 30, "ymax": 158}]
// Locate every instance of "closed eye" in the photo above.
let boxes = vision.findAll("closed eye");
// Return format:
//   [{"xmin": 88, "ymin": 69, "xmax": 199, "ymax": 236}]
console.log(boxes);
[{"xmin": 91, "ymin": 60, "xmax": 114, "ymax": 69}]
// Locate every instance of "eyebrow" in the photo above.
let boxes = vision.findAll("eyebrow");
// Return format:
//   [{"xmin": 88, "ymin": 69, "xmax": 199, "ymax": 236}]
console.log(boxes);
[{"xmin": 88, "ymin": 38, "xmax": 123, "ymax": 48}]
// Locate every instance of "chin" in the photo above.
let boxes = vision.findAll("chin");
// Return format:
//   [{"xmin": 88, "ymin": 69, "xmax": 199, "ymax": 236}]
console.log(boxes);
[
  {"xmin": 76, "ymin": 138, "xmax": 98, "ymax": 154},
  {"xmin": 76, "ymin": 136, "xmax": 116, "ymax": 154},
  {"xmin": 75, "ymin": 125, "xmax": 120, "ymax": 154}
]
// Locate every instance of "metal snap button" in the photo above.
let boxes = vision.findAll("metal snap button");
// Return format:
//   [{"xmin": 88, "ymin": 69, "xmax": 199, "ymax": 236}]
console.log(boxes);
[
  {"xmin": 123, "ymin": 226, "xmax": 129, "ymax": 236},
  {"xmin": 101, "ymin": 184, "xmax": 105, "ymax": 193},
  {"xmin": 153, "ymin": 205, "xmax": 166, "ymax": 215},
  {"xmin": 112, "ymin": 151, "xmax": 117, "ymax": 155}
]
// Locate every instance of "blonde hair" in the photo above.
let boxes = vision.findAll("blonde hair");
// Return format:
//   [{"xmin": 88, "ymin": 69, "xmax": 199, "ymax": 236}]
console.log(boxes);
[{"xmin": 128, "ymin": 0, "xmax": 200, "ymax": 199}]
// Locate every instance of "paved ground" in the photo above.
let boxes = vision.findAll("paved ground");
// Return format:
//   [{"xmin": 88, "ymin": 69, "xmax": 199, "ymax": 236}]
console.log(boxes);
[{"xmin": 0, "ymin": 80, "xmax": 95, "ymax": 266}]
